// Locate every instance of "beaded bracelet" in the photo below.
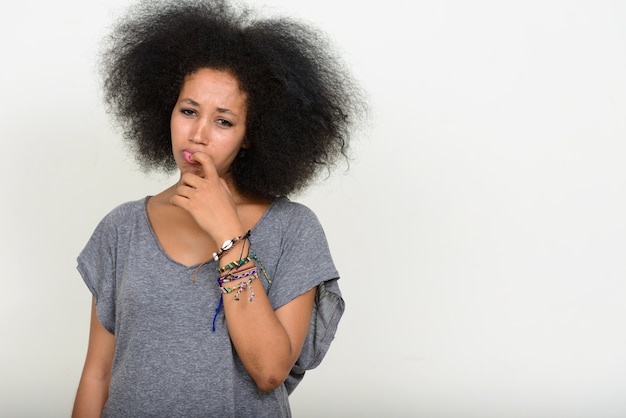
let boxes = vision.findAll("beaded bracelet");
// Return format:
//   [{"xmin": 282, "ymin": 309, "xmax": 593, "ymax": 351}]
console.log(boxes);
[
  {"xmin": 220, "ymin": 276, "xmax": 256, "ymax": 301},
  {"xmin": 211, "ymin": 251, "xmax": 273, "ymax": 332},
  {"xmin": 212, "ymin": 230, "xmax": 251, "ymax": 261}
]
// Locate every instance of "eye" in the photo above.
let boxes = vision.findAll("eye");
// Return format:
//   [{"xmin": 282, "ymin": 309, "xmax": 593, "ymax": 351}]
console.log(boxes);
[
  {"xmin": 180, "ymin": 108, "xmax": 196, "ymax": 117},
  {"xmin": 216, "ymin": 118, "xmax": 233, "ymax": 127}
]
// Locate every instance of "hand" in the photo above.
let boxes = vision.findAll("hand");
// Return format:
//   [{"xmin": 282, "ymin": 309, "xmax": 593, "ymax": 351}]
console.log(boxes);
[{"xmin": 169, "ymin": 152, "xmax": 245, "ymax": 242}]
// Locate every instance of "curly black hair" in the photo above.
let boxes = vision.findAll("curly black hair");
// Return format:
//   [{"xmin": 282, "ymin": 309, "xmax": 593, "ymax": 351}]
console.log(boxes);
[{"xmin": 99, "ymin": 0, "xmax": 366, "ymax": 198}]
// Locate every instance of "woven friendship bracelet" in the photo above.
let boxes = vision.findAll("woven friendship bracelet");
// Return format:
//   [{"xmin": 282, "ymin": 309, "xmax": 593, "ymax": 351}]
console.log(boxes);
[
  {"xmin": 211, "ymin": 251, "xmax": 272, "ymax": 332},
  {"xmin": 220, "ymin": 276, "xmax": 256, "ymax": 301},
  {"xmin": 251, "ymin": 253, "xmax": 271, "ymax": 285},
  {"xmin": 218, "ymin": 265, "xmax": 258, "ymax": 284},
  {"xmin": 217, "ymin": 253, "xmax": 255, "ymax": 274}
]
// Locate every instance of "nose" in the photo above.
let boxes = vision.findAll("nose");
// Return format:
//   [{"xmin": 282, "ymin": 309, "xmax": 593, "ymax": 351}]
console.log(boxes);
[{"xmin": 189, "ymin": 119, "xmax": 209, "ymax": 145}]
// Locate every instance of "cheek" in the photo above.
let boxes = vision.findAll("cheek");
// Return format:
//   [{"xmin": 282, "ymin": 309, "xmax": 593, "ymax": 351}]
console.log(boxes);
[
  {"xmin": 170, "ymin": 118, "xmax": 183, "ymax": 139},
  {"xmin": 170, "ymin": 126, "xmax": 191, "ymax": 152},
  {"xmin": 170, "ymin": 111, "xmax": 192, "ymax": 135}
]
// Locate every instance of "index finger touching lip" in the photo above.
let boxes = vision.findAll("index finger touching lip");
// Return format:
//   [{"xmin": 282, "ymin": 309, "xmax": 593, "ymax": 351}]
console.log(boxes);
[
  {"xmin": 189, "ymin": 151, "xmax": 213, "ymax": 166},
  {"xmin": 183, "ymin": 150, "xmax": 196, "ymax": 164}
]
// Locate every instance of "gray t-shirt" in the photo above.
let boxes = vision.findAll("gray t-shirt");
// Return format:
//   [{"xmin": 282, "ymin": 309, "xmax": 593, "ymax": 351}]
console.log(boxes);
[{"xmin": 77, "ymin": 196, "xmax": 344, "ymax": 417}]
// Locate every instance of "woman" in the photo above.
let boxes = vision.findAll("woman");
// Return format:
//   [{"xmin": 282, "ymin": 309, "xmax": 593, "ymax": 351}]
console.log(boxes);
[{"xmin": 72, "ymin": 0, "xmax": 364, "ymax": 416}]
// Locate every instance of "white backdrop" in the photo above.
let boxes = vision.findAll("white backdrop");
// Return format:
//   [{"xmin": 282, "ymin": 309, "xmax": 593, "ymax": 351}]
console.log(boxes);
[{"xmin": 1, "ymin": 1, "xmax": 625, "ymax": 417}]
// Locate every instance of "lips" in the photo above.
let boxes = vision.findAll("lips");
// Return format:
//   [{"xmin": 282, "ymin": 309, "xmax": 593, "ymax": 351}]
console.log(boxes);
[{"xmin": 183, "ymin": 150, "xmax": 195, "ymax": 164}]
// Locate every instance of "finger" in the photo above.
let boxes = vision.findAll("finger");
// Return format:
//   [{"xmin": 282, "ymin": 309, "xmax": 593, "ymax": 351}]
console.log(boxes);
[
  {"xmin": 179, "ymin": 172, "xmax": 200, "ymax": 188},
  {"xmin": 170, "ymin": 183, "xmax": 197, "ymax": 207},
  {"xmin": 169, "ymin": 192, "xmax": 189, "ymax": 207},
  {"xmin": 175, "ymin": 183, "xmax": 194, "ymax": 198},
  {"xmin": 190, "ymin": 152, "xmax": 218, "ymax": 178}
]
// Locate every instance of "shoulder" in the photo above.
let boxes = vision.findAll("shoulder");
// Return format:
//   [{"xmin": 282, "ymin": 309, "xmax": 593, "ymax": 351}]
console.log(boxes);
[
  {"xmin": 266, "ymin": 198, "xmax": 319, "ymax": 224},
  {"xmin": 88, "ymin": 197, "xmax": 150, "ymax": 240},
  {"xmin": 258, "ymin": 198, "xmax": 328, "ymax": 244},
  {"xmin": 107, "ymin": 196, "xmax": 148, "ymax": 217},
  {"xmin": 79, "ymin": 197, "xmax": 151, "ymax": 263},
  {"xmin": 99, "ymin": 197, "xmax": 149, "ymax": 226}
]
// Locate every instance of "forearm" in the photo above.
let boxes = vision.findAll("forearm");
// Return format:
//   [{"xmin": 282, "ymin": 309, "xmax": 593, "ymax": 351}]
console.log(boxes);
[
  {"xmin": 73, "ymin": 298, "xmax": 115, "ymax": 418},
  {"xmin": 215, "ymin": 237, "xmax": 312, "ymax": 391},
  {"xmin": 72, "ymin": 374, "xmax": 109, "ymax": 418},
  {"xmin": 207, "ymin": 212, "xmax": 318, "ymax": 391},
  {"xmin": 222, "ymin": 283, "xmax": 295, "ymax": 391}
]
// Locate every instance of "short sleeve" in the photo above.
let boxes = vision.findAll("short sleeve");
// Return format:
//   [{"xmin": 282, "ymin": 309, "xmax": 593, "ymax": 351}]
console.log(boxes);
[
  {"xmin": 284, "ymin": 279, "xmax": 344, "ymax": 394},
  {"xmin": 258, "ymin": 202, "xmax": 345, "ymax": 393},
  {"xmin": 266, "ymin": 204, "xmax": 339, "ymax": 309},
  {"xmin": 76, "ymin": 211, "xmax": 119, "ymax": 333}
]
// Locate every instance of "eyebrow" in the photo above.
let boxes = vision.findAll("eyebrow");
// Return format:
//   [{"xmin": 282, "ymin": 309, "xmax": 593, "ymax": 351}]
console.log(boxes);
[{"xmin": 180, "ymin": 98, "xmax": 238, "ymax": 116}]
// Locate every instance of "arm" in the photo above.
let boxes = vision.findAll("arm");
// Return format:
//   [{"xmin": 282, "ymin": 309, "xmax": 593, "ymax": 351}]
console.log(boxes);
[
  {"xmin": 72, "ymin": 297, "xmax": 115, "ymax": 418},
  {"xmin": 222, "ymin": 269, "xmax": 316, "ymax": 392},
  {"xmin": 171, "ymin": 152, "xmax": 317, "ymax": 392}
]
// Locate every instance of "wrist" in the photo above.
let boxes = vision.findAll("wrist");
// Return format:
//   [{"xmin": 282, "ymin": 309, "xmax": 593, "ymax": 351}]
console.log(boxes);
[{"xmin": 213, "ymin": 230, "xmax": 250, "ymax": 262}]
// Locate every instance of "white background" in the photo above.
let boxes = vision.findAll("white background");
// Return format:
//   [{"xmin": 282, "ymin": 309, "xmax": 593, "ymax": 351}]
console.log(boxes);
[{"xmin": 1, "ymin": 1, "xmax": 625, "ymax": 417}]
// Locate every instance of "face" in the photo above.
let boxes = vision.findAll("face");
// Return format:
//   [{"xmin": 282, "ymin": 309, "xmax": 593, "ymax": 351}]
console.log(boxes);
[{"xmin": 171, "ymin": 68, "xmax": 248, "ymax": 178}]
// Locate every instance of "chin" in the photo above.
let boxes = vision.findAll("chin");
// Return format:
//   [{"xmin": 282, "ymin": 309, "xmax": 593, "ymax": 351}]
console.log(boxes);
[{"xmin": 179, "ymin": 165, "xmax": 205, "ymax": 178}]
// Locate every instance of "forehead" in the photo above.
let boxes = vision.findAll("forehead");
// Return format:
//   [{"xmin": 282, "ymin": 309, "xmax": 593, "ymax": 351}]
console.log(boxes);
[{"xmin": 178, "ymin": 67, "xmax": 248, "ymax": 113}]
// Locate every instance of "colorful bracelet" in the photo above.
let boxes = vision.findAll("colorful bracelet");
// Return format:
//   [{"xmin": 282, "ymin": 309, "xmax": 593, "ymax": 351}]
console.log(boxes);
[
  {"xmin": 252, "ymin": 253, "xmax": 271, "ymax": 285},
  {"xmin": 217, "ymin": 252, "xmax": 255, "ymax": 274},
  {"xmin": 220, "ymin": 276, "xmax": 256, "ymax": 301},
  {"xmin": 211, "ymin": 251, "xmax": 273, "ymax": 332},
  {"xmin": 218, "ymin": 265, "xmax": 258, "ymax": 284},
  {"xmin": 212, "ymin": 230, "xmax": 251, "ymax": 261}
]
